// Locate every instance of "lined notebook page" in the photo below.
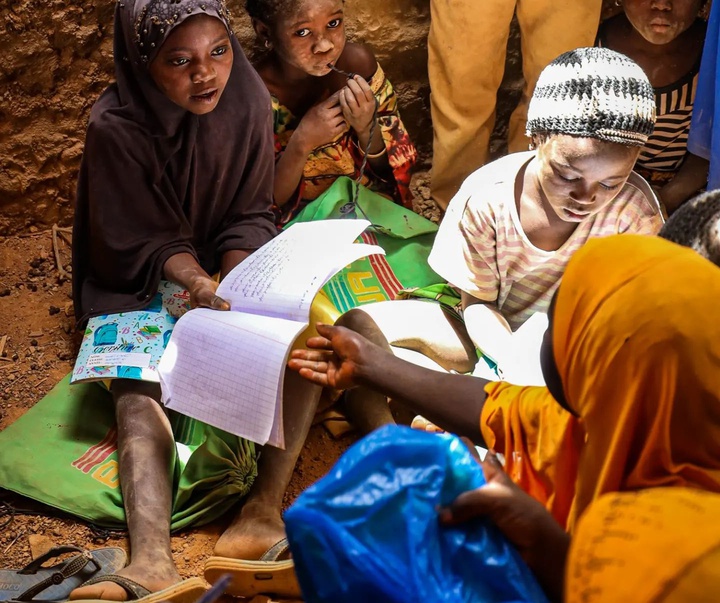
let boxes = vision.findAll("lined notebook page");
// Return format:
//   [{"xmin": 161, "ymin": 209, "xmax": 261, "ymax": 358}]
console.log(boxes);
[
  {"xmin": 217, "ymin": 220, "xmax": 384, "ymax": 323},
  {"xmin": 159, "ymin": 219, "xmax": 385, "ymax": 447},
  {"xmin": 158, "ymin": 309, "xmax": 305, "ymax": 446}
]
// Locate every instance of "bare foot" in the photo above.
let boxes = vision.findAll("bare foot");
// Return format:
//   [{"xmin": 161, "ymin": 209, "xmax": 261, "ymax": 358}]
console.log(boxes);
[
  {"xmin": 68, "ymin": 561, "xmax": 181, "ymax": 601},
  {"xmin": 214, "ymin": 501, "xmax": 287, "ymax": 560}
]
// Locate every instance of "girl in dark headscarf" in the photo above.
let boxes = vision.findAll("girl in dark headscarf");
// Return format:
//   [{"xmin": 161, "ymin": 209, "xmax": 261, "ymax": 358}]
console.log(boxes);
[
  {"xmin": 71, "ymin": 1, "xmax": 318, "ymax": 599},
  {"xmin": 73, "ymin": 0, "xmax": 276, "ymax": 317}
]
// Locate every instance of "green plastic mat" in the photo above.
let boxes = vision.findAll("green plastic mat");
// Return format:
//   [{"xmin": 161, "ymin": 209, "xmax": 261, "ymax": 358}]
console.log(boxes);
[
  {"xmin": 0, "ymin": 374, "xmax": 257, "ymax": 530},
  {"xmin": 288, "ymin": 177, "xmax": 443, "ymax": 312}
]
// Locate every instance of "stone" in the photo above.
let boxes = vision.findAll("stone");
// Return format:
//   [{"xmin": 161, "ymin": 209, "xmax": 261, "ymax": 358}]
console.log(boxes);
[{"xmin": 28, "ymin": 534, "xmax": 56, "ymax": 560}]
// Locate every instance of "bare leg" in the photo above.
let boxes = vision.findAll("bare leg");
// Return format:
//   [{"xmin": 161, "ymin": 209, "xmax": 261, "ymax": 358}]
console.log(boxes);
[
  {"xmin": 70, "ymin": 380, "xmax": 180, "ymax": 600},
  {"xmin": 335, "ymin": 309, "xmax": 397, "ymax": 433},
  {"xmin": 213, "ymin": 368, "xmax": 321, "ymax": 559},
  {"xmin": 335, "ymin": 301, "xmax": 477, "ymax": 436}
]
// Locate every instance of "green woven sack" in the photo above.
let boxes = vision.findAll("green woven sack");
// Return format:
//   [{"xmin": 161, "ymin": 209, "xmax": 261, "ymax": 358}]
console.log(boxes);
[
  {"xmin": 288, "ymin": 177, "xmax": 442, "ymax": 313},
  {"xmin": 0, "ymin": 374, "xmax": 257, "ymax": 530}
]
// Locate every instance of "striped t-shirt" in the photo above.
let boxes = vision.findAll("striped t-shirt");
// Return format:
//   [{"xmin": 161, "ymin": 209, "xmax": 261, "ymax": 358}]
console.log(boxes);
[
  {"xmin": 637, "ymin": 63, "xmax": 700, "ymax": 175},
  {"xmin": 429, "ymin": 151, "xmax": 664, "ymax": 331}
]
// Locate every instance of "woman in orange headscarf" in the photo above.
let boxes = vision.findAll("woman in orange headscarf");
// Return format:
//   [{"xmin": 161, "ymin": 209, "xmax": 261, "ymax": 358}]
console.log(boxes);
[
  {"xmin": 480, "ymin": 233, "xmax": 720, "ymax": 530},
  {"xmin": 444, "ymin": 235, "xmax": 720, "ymax": 600}
]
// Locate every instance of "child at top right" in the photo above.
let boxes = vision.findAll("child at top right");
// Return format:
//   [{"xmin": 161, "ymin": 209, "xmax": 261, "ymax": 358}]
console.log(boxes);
[{"xmin": 598, "ymin": 0, "xmax": 709, "ymax": 214}]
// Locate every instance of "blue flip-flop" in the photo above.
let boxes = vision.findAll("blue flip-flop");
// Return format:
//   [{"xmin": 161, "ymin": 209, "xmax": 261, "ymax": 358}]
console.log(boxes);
[{"xmin": 0, "ymin": 545, "xmax": 127, "ymax": 601}]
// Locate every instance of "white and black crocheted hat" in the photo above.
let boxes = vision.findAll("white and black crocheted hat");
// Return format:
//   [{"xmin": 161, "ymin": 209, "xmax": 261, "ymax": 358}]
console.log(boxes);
[{"xmin": 526, "ymin": 47, "xmax": 655, "ymax": 147}]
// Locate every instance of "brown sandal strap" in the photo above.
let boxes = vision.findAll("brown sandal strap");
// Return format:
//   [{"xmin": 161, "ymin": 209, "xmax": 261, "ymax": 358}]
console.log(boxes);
[
  {"xmin": 259, "ymin": 538, "xmax": 291, "ymax": 562},
  {"xmin": 17, "ymin": 551, "xmax": 98, "ymax": 601}
]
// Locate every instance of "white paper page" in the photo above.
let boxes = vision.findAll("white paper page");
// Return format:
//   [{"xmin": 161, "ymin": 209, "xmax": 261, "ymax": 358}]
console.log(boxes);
[
  {"xmin": 217, "ymin": 220, "xmax": 384, "ymax": 323},
  {"xmin": 158, "ymin": 308, "xmax": 305, "ymax": 446},
  {"xmin": 266, "ymin": 368, "xmax": 286, "ymax": 449},
  {"xmin": 500, "ymin": 312, "xmax": 548, "ymax": 386},
  {"xmin": 463, "ymin": 304, "xmax": 514, "ymax": 367}
]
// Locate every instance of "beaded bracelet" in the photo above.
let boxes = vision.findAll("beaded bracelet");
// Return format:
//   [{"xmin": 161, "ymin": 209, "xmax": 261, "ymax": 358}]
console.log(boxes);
[{"xmin": 364, "ymin": 145, "xmax": 387, "ymax": 159}]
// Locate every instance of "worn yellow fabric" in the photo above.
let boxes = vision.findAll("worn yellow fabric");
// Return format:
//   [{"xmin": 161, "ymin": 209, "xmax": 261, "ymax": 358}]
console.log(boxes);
[
  {"xmin": 480, "ymin": 381, "xmax": 581, "ymax": 528},
  {"xmin": 555, "ymin": 234, "xmax": 720, "ymax": 529},
  {"xmin": 428, "ymin": 0, "xmax": 602, "ymax": 209},
  {"xmin": 291, "ymin": 290, "xmax": 340, "ymax": 351},
  {"xmin": 481, "ymin": 235, "xmax": 720, "ymax": 531},
  {"xmin": 566, "ymin": 488, "xmax": 720, "ymax": 603}
]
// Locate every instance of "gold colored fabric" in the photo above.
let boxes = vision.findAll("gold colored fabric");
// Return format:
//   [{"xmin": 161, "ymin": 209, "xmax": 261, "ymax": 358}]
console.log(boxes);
[
  {"xmin": 482, "ymin": 235, "xmax": 720, "ymax": 531},
  {"xmin": 481, "ymin": 381, "xmax": 581, "ymax": 527},
  {"xmin": 566, "ymin": 488, "xmax": 720, "ymax": 603},
  {"xmin": 428, "ymin": 0, "xmax": 602, "ymax": 210},
  {"xmin": 291, "ymin": 290, "xmax": 340, "ymax": 352},
  {"xmin": 555, "ymin": 234, "xmax": 720, "ymax": 529}
]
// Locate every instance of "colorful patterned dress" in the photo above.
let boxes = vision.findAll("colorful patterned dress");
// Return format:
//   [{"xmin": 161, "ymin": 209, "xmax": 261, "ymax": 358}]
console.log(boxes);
[{"xmin": 272, "ymin": 63, "xmax": 418, "ymax": 227}]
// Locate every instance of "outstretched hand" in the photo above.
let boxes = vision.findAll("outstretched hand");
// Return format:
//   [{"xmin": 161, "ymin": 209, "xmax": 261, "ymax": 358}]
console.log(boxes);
[
  {"xmin": 440, "ymin": 452, "xmax": 569, "ymax": 600},
  {"xmin": 288, "ymin": 323, "xmax": 374, "ymax": 390}
]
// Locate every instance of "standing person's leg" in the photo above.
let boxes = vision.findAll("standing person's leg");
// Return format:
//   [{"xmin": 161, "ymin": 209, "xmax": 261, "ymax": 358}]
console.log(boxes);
[
  {"xmin": 508, "ymin": 0, "xmax": 603, "ymax": 152},
  {"xmin": 213, "ymin": 369, "xmax": 321, "ymax": 559},
  {"xmin": 70, "ymin": 381, "xmax": 181, "ymax": 601},
  {"xmin": 429, "ymin": 0, "xmax": 516, "ymax": 210}
]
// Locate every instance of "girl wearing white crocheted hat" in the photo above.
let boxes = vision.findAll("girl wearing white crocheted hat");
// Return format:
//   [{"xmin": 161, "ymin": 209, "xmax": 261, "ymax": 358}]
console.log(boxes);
[{"xmin": 321, "ymin": 47, "xmax": 666, "ymax": 437}]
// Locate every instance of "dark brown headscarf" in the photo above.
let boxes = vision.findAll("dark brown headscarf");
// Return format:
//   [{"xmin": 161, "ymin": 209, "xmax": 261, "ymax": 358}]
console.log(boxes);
[{"xmin": 72, "ymin": 0, "xmax": 276, "ymax": 323}]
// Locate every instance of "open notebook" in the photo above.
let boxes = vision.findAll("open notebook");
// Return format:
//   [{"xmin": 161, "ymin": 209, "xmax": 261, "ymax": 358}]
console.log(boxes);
[{"xmin": 158, "ymin": 220, "xmax": 383, "ymax": 448}]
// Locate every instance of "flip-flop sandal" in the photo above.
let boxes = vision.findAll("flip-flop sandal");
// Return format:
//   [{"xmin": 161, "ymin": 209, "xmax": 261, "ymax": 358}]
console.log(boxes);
[
  {"xmin": 70, "ymin": 576, "xmax": 208, "ymax": 603},
  {"xmin": 312, "ymin": 409, "xmax": 354, "ymax": 439},
  {"xmin": 0, "ymin": 546, "xmax": 127, "ymax": 601},
  {"xmin": 204, "ymin": 538, "xmax": 300, "ymax": 599}
]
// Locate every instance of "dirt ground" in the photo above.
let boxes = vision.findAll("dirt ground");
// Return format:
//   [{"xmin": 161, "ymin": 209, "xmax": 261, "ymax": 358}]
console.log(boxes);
[{"xmin": 0, "ymin": 170, "xmax": 437, "ymax": 583}]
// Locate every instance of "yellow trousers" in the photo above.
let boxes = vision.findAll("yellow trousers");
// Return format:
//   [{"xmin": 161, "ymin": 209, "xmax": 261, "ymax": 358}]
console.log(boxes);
[{"xmin": 428, "ymin": 0, "xmax": 603, "ymax": 209}]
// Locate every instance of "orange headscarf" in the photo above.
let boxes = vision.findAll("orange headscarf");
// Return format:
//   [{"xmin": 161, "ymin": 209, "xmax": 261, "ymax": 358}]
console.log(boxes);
[
  {"xmin": 554, "ymin": 234, "xmax": 720, "ymax": 529},
  {"xmin": 566, "ymin": 488, "xmax": 720, "ymax": 603}
]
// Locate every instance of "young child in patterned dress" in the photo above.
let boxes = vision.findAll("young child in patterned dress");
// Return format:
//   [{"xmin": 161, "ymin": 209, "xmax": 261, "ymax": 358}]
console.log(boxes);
[
  {"xmin": 245, "ymin": 0, "xmax": 418, "ymax": 227},
  {"xmin": 598, "ymin": 0, "xmax": 709, "ymax": 214}
]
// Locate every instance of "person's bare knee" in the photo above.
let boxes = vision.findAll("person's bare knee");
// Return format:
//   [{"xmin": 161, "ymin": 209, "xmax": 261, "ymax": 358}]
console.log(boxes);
[
  {"xmin": 112, "ymin": 380, "xmax": 168, "ymax": 420},
  {"xmin": 112, "ymin": 378, "xmax": 161, "ymax": 400},
  {"xmin": 336, "ymin": 304, "xmax": 476, "ymax": 373},
  {"xmin": 336, "ymin": 308, "xmax": 391, "ymax": 349}
]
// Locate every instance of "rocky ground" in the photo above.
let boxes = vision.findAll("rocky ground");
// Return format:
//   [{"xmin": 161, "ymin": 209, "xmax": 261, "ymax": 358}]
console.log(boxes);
[{"xmin": 0, "ymin": 169, "xmax": 438, "ymax": 591}]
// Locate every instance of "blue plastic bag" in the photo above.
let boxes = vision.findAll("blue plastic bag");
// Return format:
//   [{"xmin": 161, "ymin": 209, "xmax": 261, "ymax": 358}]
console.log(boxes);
[{"xmin": 284, "ymin": 425, "xmax": 549, "ymax": 603}]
